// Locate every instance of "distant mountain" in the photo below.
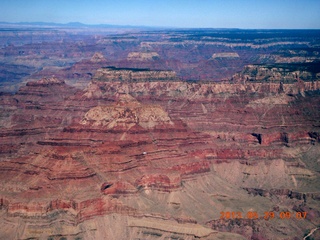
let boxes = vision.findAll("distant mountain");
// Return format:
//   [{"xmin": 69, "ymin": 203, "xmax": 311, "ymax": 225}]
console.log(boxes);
[{"xmin": 0, "ymin": 21, "xmax": 158, "ymax": 29}]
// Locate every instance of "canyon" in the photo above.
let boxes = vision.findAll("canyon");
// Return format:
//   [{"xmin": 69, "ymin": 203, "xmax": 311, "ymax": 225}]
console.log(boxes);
[{"xmin": 0, "ymin": 26, "xmax": 320, "ymax": 239}]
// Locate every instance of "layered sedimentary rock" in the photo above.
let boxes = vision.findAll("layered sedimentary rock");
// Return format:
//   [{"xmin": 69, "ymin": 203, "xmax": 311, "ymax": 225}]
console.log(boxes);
[
  {"xmin": 0, "ymin": 66, "xmax": 320, "ymax": 239},
  {"xmin": 80, "ymin": 95, "xmax": 173, "ymax": 129},
  {"xmin": 127, "ymin": 51, "xmax": 160, "ymax": 61},
  {"xmin": 232, "ymin": 61, "xmax": 320, "ymax": 83},
  {"xmin": 93, "ymin": 67, "xmax": 177, "ymax": 82},
  {"xmin": 211, "ymin": 52, "xmax": 240, "ymax": 59}
]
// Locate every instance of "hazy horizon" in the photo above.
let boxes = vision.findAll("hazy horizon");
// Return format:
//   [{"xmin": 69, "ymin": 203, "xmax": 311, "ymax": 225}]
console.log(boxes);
[{"xmin": 1, "ymin": 0, "xmax": 320, "ymax": 29}]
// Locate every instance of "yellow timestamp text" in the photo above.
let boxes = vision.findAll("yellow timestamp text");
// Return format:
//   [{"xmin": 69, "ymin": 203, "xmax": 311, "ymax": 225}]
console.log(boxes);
[{"xmin": 220, "ymin": 211, "xmax": 307, "ymax": 220}]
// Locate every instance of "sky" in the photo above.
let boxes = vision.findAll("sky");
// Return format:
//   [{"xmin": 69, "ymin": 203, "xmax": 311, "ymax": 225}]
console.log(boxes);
[{"xmin": 0, "ymin": 0, "xmax": 320, "ymax": 29}]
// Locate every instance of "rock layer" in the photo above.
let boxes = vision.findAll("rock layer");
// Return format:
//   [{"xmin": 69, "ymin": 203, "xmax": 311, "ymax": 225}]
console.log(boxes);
[
  {"xmin": 93, "ymin": 67, "xmax": 177, "ymax": 82},
  {"xmin": 0, "ymin": 70, "xmax": 320, "ymax": 239}
]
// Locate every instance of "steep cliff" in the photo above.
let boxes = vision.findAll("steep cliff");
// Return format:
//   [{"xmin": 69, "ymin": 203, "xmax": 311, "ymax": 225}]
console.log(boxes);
[
  {"xmin": 232, "ymin": 61, "xmax": 320, "ymax": 83},
  {"xmin": 93, "ymin": 67, "xmax": 178, "ymax": 82}
]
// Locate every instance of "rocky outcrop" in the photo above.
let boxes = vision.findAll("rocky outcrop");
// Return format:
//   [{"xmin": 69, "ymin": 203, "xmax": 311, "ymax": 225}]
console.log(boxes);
[
  {"xmin": 90, "ymin": 52, "xmax": 107, "ymax": 62},
  {"xmin": 25, "ymin": 77, "xmax": 65, "ymax": 87},
  {"xmin": 93, "ymin": 67, "xmax": 177, "ymax": 82},
  {"xmin": 232, "ymin": 61, "xmax": 320, "ymax": 83},
  {"xmin": 127, "ymin": 51, "xmax": 160, "ymax": 61},
  {"xmin": 101, "ymin": 181, "xmax": 137, "ymax": 195},
  {"xmin": 80, "ymin": 94, "xmax": 173, "ymax": 129},
  {"xmin": 16, "ymin": 77, "xmax": 77, "ymax": 100},
  {"xmin": 135, "ymin": 174, "xmax": 181, "ymax": 191},
  {"xmin": 211, "ymin": 52, "xmax": 240, "ymax": 59},
  {"xmin": 83, "ymin": 71, "xmax": 320, "ymax": 101}
]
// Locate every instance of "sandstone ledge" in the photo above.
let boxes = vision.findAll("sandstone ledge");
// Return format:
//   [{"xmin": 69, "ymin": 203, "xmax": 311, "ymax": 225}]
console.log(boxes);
[{"xmin": 93, "ymin": 67, "xmax": 177, "ymax": 82}]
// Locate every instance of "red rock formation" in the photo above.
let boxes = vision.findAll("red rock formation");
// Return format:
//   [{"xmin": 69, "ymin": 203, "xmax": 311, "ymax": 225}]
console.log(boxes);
[
  {"xmin": 0, "ymin": 71, "xmax": 320, "ymax": 239},
  {"xmin": 101, "ymin": 181, "xmax": 137, "ymax": 195}
]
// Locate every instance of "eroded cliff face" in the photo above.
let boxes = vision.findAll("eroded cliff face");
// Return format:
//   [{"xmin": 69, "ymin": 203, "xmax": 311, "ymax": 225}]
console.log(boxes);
[
  {"xmin": 80, "ymin": 96, "xmax": 173, "ymax": 129},
  {"xmin": 0, "ymin": 71, "xmax": 320, "ymax": 239},
  {"xmin": 93, "ymin": 67, "xmax": 178, "ymax": 82},
  {"xmin": 127, "ymin": 51, "xmax": 160, "ymax": 61},
  {"xmin": 232, "ymin": 61, "xmax": 320, "ymax": 83}
]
